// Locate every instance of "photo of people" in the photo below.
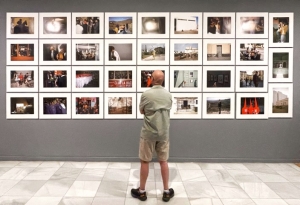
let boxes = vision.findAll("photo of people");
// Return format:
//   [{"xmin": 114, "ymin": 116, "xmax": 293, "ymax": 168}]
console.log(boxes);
[
  {"xmin": 43, "ymin": 98, "xmax": 67, "ymax": 114},
  {"xmin": 108, "ymin": 97, "xmax": 132, "ymax": 114},
  {"xmin": 240, "ymin": 70, "xmax": 264, "ymax": 87},
  {"xmin": 272, "ymin": 52, "xmax": 289, "ymax": 78},
  {"xmin": 174, "ymin": 43, "xmax": 198, "ymax": 61},
  {"xmin": 10, "ymin": 97, "xmax": 34, "ymax": 114},
  {"xmin": 10, "ymin": 70, "xmax": 34, "ymax": 88},
  {"xmin": 207, "ymin": 98, "xmax": 230, "ymax": 114},
  {"xmin": 239, "ymin": 17, "xmax": 264, "ymax": 34},
  {"xmin": 272, "ymin": 17, "xmax": 289, "ymax": 43},
  {"xmin": 109, "ymin": 17, "xmax": 132, "ymax": 34},
  {"xmin": 43, "ymin": 44, "xmax": 67, "ymax": 61},
  {"xmin": 141, "ymin": 43, "xmax": 165, "ymax": 61},
  {"xmin": 271, "ymin": 87, "xmax": 289, "ymax": 114},
  {"xmin": 207, "ymin": 17, "xmax": 231, "ymax": 34},
  {"xmin": 109, "ymin": 70, "xmax": 132, "ymax": 88},
  {"xmin": 43, "ymin": 70, "xmax": 67, "ymax": 88},
  {"xmin": 43, "ymin": 17, "xmax": 67, "ymax": 34},
  {"xmin": 207, "ymin": 43, "xmax": 231, "ymax": 61},
  {"xmin": 174, "ymin": 70, "xmax": 198, "ymax": 88},
  {"xmin": 142, "ymin": 17, "xmax": 165, "ymax": 34},
  {"xmin": 239, "ymin": 43, "xmax": 264, "ymax": 61},
  {"xmin": 141, "ymin": 70, "xmax": 165, "ymax": 87},
  {"xmin": 76, "ymin": 97, "xmax": 99, "ymax": 114},
  {"xmin": 174, "ymin": 16, "xmax": 198, "ymax": 34},
  {"xmin": 75, "ymin": 17, "xmax": 100, "ymax": 34},
  {"xmin": 10, "ymin": 17, "xmax": 34, "ymax": 34},
  {"xmin": 75, "ymin": 43, "xmax": 99, "ymax": 61},
  {"xmin": 240, "ymin": 97, "xmax": 264, "ymax": 114},
  {"xmin": 76, "ymin": 71, "xmax": 99, "ymax": 88},
  {"xmin": 108, "ymin": 44, "xmax": 132, "ymax": 61},
  {"xmin": 173, "ymin": 97, "xmax": 198, "ymax": 115},
  {"xmin": 207, "ymin": 70, "xmax": 231, "ymax": 87},
  {"xmin": 10, "ymin": 44, "xmax": 34, "ymax": 61}
]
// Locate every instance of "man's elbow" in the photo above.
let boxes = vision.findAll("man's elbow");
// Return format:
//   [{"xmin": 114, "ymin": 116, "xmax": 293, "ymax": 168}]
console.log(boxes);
[{"xmin": 140, "ymin": 110, "xmax": 145, "ymax": 114}]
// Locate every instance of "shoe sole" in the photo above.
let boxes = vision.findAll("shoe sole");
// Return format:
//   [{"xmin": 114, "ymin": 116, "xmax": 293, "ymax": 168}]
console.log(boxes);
[
  {"xmin": 162, "ymin": 193, "xmax": 174, "ymax": 202},
  {"xmin": 131, "ymin": 193, "xmax": 147, "ymax": 201}
]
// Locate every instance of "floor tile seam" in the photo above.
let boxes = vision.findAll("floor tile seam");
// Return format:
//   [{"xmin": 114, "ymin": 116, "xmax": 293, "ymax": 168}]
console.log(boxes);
[
  {"xmin": 0, "ymin": 167, "xmax": 15, "ymax": 178},
  {"xmin": 263, "ymin": 182, "xmax": 300, "ymax": 198},
  {"xmin": 274, "ymin": 169, "xmax": 300, "ymax": 181}
]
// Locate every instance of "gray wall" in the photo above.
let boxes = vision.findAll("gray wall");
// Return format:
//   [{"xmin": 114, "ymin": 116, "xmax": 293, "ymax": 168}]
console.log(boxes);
[{"xmin": 0, "ymin": 0, "xmax": 299, "ymax": 162}]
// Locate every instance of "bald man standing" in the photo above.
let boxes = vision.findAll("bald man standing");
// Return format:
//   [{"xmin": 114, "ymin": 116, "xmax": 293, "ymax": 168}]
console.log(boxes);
[{"xmin": 131, "ymin": 70, "xmax": 174, "ymax": 202}]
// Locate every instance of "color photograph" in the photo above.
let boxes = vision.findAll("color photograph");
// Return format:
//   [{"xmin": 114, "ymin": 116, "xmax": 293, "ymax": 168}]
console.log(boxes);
[
  {"xmin": 109, "ymin": 70, "xmax": 132, "ymax": 88},
  {"xmin": 105, "ymin": 13, "xmax": 136, "ymax": 38},
  {"xmin": 138, "ymin": 13, "xmax": 169, "ymax": 38},
  {"xmin": 72, "ymin": 66, "xmax": 103, "ymax": 92},
  {"xmin": 236, "ymin": 13, "xmax": 268, "ymax": 38},
  {"xmin": 7, "ymin": 40, "xmax": 38, "ymax": 65},
  {"xmin": 39, "ymin": 13, "xmax": 71, "ymax": 38},
  {"xmin": 203, "ymin": 13, "xmax": 235, "ymax": 38},
  {"xmin": 105, "ymin": 40, "xmax": 136, "ymax": 65},
  {"xmin": 7, "ymin": 13, "xmax": 38, "ymax": 38},
  {"xmin": 43, "ymin": 97, "xmax": 68, "ymax": 114},
  {"xmin": 170, "ymin": 40, "xmax": 202, "ymax": 65},
  {"xmin": 72, "ymin": 40, "xmax": 103, "ymax": 65},
  {"xmin": 141, "ymin": 43, "xmax": 165, "ymax": 61},
  {"xmin": 72, "ymin": 13, "xmax": 103, "ymax": 38},
  {"xmin": 10, "ymin": 97, "xmax": 34, "ymax": 114},
  {"xmin": 140, "ymin": 70, "xmax": 165, "ymax": 88},
  {"xmin": 40, "ymin": 40, "xmax": 71, "ymax": 65},
  {"xmin": 269, "ymin": 13, "xmax": 293, "ymax": 47},
  {"xmin": 269, "ymin": 48, "xmax": 293, "ymax": 82},
  {"xmin": 207, "ymin": 97, "xmax": 230, "ymax": 114}
]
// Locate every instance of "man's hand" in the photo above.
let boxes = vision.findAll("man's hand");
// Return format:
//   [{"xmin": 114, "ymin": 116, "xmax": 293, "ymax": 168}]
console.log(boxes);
[{"xmin": 140, "ymin": 109, "xmax": 145, "ymax": 115}]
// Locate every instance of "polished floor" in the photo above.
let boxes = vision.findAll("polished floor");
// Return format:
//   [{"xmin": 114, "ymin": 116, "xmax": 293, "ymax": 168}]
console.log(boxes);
[{"xmin": 0, "ymin": 161, "xmax": 300, "ymax": 205}]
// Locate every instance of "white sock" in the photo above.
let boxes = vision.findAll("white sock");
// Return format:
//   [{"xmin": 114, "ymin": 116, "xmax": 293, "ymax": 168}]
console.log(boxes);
[
  {"xmin": 139, "ymin": 189, "xmax": 146, "ymax": 193},
  {"xmin": 164, "ymin": 189, "xmax": 170, "ymax": 193}
]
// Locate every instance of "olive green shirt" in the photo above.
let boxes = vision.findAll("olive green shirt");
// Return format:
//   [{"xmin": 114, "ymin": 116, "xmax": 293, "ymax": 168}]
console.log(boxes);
[{"xmin": 139, "ymin": 85, "xmax": 172, "ymax": 141}]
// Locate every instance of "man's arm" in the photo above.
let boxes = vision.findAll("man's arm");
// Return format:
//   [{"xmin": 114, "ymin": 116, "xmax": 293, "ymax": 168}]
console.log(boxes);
[{"xmin": 139, "ymin": 94, "xmax": 148, "ymax": 115}]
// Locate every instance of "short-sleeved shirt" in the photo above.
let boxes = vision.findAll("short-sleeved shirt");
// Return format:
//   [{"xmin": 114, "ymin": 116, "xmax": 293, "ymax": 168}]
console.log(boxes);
[{"xmin": 139, "ymin": 85, "xmax": 172, "ymax": 141}]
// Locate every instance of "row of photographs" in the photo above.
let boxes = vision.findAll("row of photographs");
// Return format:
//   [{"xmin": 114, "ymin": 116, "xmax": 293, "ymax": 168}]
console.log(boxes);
[
  {"xmin": 7, "ymin": 65, "xmax": 292, "ymax": 93},
  {"xmin": 7, "ymin": 39, "xmax": 293, "ymax": 66},
  {"xmin": 7, "ymin": 84, "xmax": 293, "ymax": 120},
  {"xmin": 7, "ymin": 12, "xmax": 293, "ymax": 45}
]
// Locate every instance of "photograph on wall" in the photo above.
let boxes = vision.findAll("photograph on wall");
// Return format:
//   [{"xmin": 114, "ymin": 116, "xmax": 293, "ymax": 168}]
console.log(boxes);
[
  {"xmin": 236, "ymin": 93, "xmax": 268, "ymax": 119},
  {"xmin": 6, "ymin": 66, "xmax": 38, "ymax": 92},
  {"xmin": 236, "ymin": 39, "xmax": 268, "ymax": 65},
  {"xmin": 72, "ymin": 40, "xmax": 103, "ymax": 65},
  {"xmin": 137, "ymin": 39, "xmax": 169, "ymax": 65},
  {"xmin": 7, "ymin": 40, "xmax": 38, "ymax": 65},
  {"xmin": 39, "ymin": 13, "xmax": 71, "ymax": 38},
  {"xmin": 72, "ymin": 93, "xmax": 104, "ymax": 119},
  {"xmin": 105, "ymin": 13, "xmax": 136, "ymax": 38},
  {"xmin": 202, "ymin": 93, "xmax": 235, "ymax": 119},
  {"xmin": 72, "ymin": 66, "xmax": 103, "ymax": 92},
  {"xmin": 170, "ymin": 39, "xmax": 202, "ymax": 65},
  {"xmin": 6, "ymin": 93, "xmax": 38, "ymax": 119},
  {"xmin": 7, "ymin": 13, "xmax": 38, "ymax": 38},
  {"xmin": 170, "ymin": 12, "xmax": 202, "ymax": 38},
  {"xmin": 105, "ymin": 66, "xmax": 136, "ymax": 92},
  {"xmin": 39, "ymin": 40, "xmax": 71, "ymax": 65},
  {"xmin": 170, "ymin": 93, "xmax": 202, "ymax": 119},
  {"xmin": 105, "ymin": 40, "xmax": 136, "ymax": 65},
  {"xmin": 203, "ymin": 39, "xmax": 235, "ymax": 65},
  {"xmin": 138, "ymin": 13, "xmax": 169, "ymax": 38},
  {"xmin": 170, "ymin": 66, "xmax": 202, "ymax": 92},
  {"xmin": 39, "ymin": 93, "xmax": 71, "ymax": 119},
  {"xmin": 39, "ymin": 66, "xmax": 71, "ymax": 92},
  {"xmin": 203, "ymin": 13, "xmax": 235, "ymax": 38},
  {"xmin": 236, "ymin": 66, "xmax": 267, "ymax": 92},
  {"xmin": 268, "ymin": 83, "xmax": 293, "ymax": 118},
  {"xmin": 72, "ymin": 13, "xmax": 103, "ymax": 38},
  {"xmin": 236, "ymin": 13, "xmax": 268, "ymax": 38},
  {"xmin": 104, "ymin": 93, "xmax": 136, "ymax": 119},
  {"xmin": 269, "ymin": 13, "xmax": 293, "ymax": 47},
  {"xmin": 269, "ymin": 48, "xmax": 293, "ymax": 82}
]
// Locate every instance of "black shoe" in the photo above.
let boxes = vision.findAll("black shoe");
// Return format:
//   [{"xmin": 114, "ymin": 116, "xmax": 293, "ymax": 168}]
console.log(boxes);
[
  {"xmin": 131, "ymin": 188, "xmax": 147, "ymax": 201},
  {"xmin": 162, "ymin": 188, "xmax": 174, "ymax": 202}
]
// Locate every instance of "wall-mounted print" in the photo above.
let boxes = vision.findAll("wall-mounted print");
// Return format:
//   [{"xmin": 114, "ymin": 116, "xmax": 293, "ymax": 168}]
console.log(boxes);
[
  {"xmin": 105, "ymin": 39, "xmax": 136, "ymax": 65},
  {"xmin": 72, "ymin": 39, "xmax": 103, "ymax": 65},
  {"xmin": 202, "ymin": 66, "xmax": 234, "ymax": 92},
  {"xmin": 39, "ymin": 40, "xmax": 71, "ymax": 65},
  {"xmin": 236, "ymin": 39, "xmax": 268, "ymax": 65},
  {"xmin": 39, "ymin": 13, "xmax": 71, "ymax": 38},
  {"xmin": 104, "ymin": 93, "xmax": 136, "ymax": 119},
  {"xmin": 137, "ymin": 66, "xmax": 169, "ymax": 92},
  {"xmin": 7, "ymin": 13, "xmax": 38, "ymax": 38},
  {"xmin": 170, "ymin": 93, "xmax": 202, "ymax": 119},
  {"xmin": 138, "ymin": 13, "xmax": 169, "ymax": 38},
  {"xmin": 6, "ymin": 66, "xmax": 38, "ymax": 92},
  {"xmin": 170, "ymin": 39, "xmax": 202, "ymax": 65},
  {"xmin": 202, "ymin": 93, "xmax": 235, "ymax": 119},
  {"xmin": 170, "ymin": 66, "xmax": 202, "ymax": 92},
  {"xmin": 236, "ymin": 66, "xmax": 268, "ymax": 92},
  {"xmin": 6, "ymin": 93, "xmax": 38, "ymax": 119},
  {"xmin": 268, "ymin": 83, "xmax": 293, "ymax": 118},
  {"xmin": 104, "ymin": 66, "xmax": 136, "ymax": 92},
  {"xmin": 269, "ymin": 48, "xmax": 293, "ymax": 83},
  {"xmin": 72, "ymin": 12, "xmax": 104, "ymax": 38},
  {"xmin": 72, "ymin": 93, "xmax": 104, "ymax": 119},
  {"xmin": 203, "ymin": 39, "xmax": 235, "ymax": 65},
  {"xmin": 72, "ymin": 66, "xmax": 103, "ymax": 92},
  {"xmin": 236, "ymin": 93, "xmax": 268, "ymax": 119},
  {"xmin": 39, "ymin": 66, "xmax": 71, "ymax": 92},
  {"xmin": 7, "ymin": 40, "xmax": 38, "ymax": 65},
  {"xmin": 170, "ymin": 12, "xmax": 202, "ymax": 38},
  {"xmin": 105, "ymin": 12, "xmax": 136, "ymax": 38},
  {"xmin": 137, "ymin": 39, "xmax": 169, "ymax": 65},
  {"xmin": 269, "ymin": 13, "xmax": 294, "ymax": 47},
  {"xmin": 39, "ymin": 93, "xmax": 71, "ymax": 119},
  {"xmin": 203, "ymin": 12, "xmax": 235, "ymax": 38},
  {"xmin": 236, "ymin": 13, "xmax": 268, "ymax": 38}
]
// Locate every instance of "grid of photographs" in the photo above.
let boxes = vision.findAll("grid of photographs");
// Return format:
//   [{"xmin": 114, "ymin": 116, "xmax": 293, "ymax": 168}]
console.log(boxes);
[{"xmin": 6, "ymin": 12, "xmax": 294, "ymax": 119}]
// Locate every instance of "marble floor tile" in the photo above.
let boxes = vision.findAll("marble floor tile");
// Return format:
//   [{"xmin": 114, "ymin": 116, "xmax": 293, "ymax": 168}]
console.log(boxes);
[
  {"xmin": 184, "ymin": 181, "xmax": 218, "ymax": 198},
  {"xmin": 252, "ymin": 199, "xmax": 288, "ymax": 205},
  {"xmin": 276, "ymin": 170, "xmax": 300, "ymax": 182},
  {"xmin": 221, "ymin": 199, "xmax": 255, "ymax": 205},
  {"xmin": 156, "ymin": 181, "xmax": 187, "ymax": 198},
  {"xmin": 84, "ymin": 162, "xmax": 109, "ymax": 169},
  {"xmin": 253, "ymin": 170, "xmax": 289, "ymax": 182},
  {"xmin": 243, "ymin": 163, "xmax": 276, "ymax": 172},
  {"xmin": 129, "ymin": 169, "xmax": 155, "ymax": 182},
  {"xmin": 0, "ymin": 167, "xmax": 35, "ymax": 180},
  {"xmin": 176, "ymin": 162, "xmax": 201, "ymax": 170},
  {"xmin": 227, "ymin": 170, "xmax": 262, "ymax": 183},
  {"xmin": 154, "ymin": 162, "xmax": 177, "ymax": 169},
  {"xmin": 102, "ymin": 169, "xmax": 130, "ymax": 182},
  {"xmin": 292, "ymin": 182, "xmax": 300, "ymax": 189},
  {"xmin": 265, "ymin": 182, "xmax": 300, "ymax": 199},
  {"xmin": 34, "ymin": 180, "xmax": 74, "ymax": 197},
  {"xmin": 38, "ymin": 162, "xmax": 65, "ymax": 168},
  {"xmin": 108, "ymin": 162, "xmax": 131, "ymax": 169},
  {"xmin": 266, "ymin": 163, "xmax": 298, "ymax": 172},
  {"xmin": 125, "ymin": 197, "xmax": 158, "ymax": 205},
  {"xmin": 154, "ymin": 168, "xmax": 182, "ymax": 182},
  {"xmin": 96, "ymin": 181, "xmax": 128, "ymax": 198},
  {"xmin": 239, "ymin": 182, "xmax": 280, "ymax": 199},
  {"xmin": 65, "ymin": 181, "xmax": 100, "ymax": 197},
  {"xmin": 289, "ymin": 164, "xmax": 300, "ymax": 172},
  {"xmin": 25, "ymin": 197, "xmax": 62, "ymax": 205},
  {"xmin": 76, "ymin": 168, "xmax": 106, "ymax": 181},
  {"xmin": 61, "ymin": 162, "xmax": 87, "ymax": 168},
  {"xmin": 203, "ymin": 170, "xmax": 236, "ymax": 182},
  {"xmin": 157, "ymin": 197, "xmax": 190, "ymax": 205},
  {"xmin": 0, "ymin": 161, "xmax": 20, "ymax": 168},
  {"xmin": 15, "ymin": 161, "xmax": 42, "ymax": 168},
  {"xmin": 92, "ymin": 197, "xmax": 125, "ymax": 205},
  {"xmin": 127, "ymin": 181, "xmax": 157, "ymax": 198},
  {"xmin": 0, "ymin": 196, "xmax": 31, "ymax": 205},
  {"xmin": 284, "ymin": 199, "xmax": 300, "ymax": 205},
  {"xmin": 210, "ymin": 182, "xmax": 250, "ymax": 199},
  {"xmin": 4, "ymin": 180, "xmax": 46, "ymax": 196},
  {"xmin": 221, "ymin": 163, "xmax": 249, "ymax": 170},
  {"xmin": 179, "ymin": 169, "xmax": 207, "ymax": 182},
  {"xmin": 0, "ymin": 180, "xmax": 20, "ymax": 195},
  {"xmin": 23, "ymin": 168, "xmax": 59, "ymax": 180},
  {"xmin": 58, "ymin": 197, "xmax": 93, "ymax": 205},
  {"xmin": 0, "ymin": 168, "xmax": 12, "ymax": 177},
  {"xmin": 199, "ymin": 163, "xmax": 224, "ymax": 170},
  {"xmin": 50, "ymin": 168, "xmax": 82, "ymax": 181},
  {"xmin": 131, "ymin": 162, "xmax": 154, "ymax": 169},
  {"xmin": 190, "ymin": 198, "xmax": 223, "ymax": 205}
]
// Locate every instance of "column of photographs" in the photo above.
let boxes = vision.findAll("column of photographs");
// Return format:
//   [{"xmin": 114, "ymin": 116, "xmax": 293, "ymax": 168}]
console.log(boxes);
[{"xmin": 6, "ymin": 12, "xmax": 293, "ymax": 119}]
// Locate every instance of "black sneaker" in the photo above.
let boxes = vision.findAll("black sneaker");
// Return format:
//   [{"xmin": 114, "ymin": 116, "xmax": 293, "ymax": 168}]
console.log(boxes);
[
  {"xmin": 131, "ymin": 188, "xmax": 147, "ymax": 201},
  {"xmin": 162, "ymin": 188, "xmax": 175, "ymax": 202}
]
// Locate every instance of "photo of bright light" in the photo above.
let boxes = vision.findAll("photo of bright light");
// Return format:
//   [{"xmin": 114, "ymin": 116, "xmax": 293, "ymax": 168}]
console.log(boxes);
[
  {"xmin": 142, "ymin": 17, "xmax": 165, "ymax": 34},
  {"xmin": 43, "ymin": 17, "xmax": 67, "ymax": 34}
]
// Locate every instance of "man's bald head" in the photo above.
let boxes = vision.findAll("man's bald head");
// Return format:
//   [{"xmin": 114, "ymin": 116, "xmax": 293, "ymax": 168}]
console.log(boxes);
[{"xmin": 152, "ymin": 70, "xmax": 164, "ymax": 85}]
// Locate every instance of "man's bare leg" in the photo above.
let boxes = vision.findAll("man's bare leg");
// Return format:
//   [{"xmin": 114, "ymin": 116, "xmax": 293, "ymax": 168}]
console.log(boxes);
[
  {"xmin": 159, "ymin": 160, "xmax": 169, "ymax": 190},
  {"xmin": 140, "ymin": 160, "xmax": 149, "ymax": 190}
]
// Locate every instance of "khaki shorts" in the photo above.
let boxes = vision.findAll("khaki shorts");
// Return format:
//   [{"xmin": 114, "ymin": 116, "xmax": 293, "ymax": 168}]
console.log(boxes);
[{"xmin": 139, "ymin": 138, "xmax": 169, "ymax": 162}]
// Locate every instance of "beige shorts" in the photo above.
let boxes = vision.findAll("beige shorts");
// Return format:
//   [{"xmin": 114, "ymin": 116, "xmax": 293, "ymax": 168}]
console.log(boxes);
[{"xmin": 139, "ymin": 138, "xmax": 169, "ymax": 162}]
